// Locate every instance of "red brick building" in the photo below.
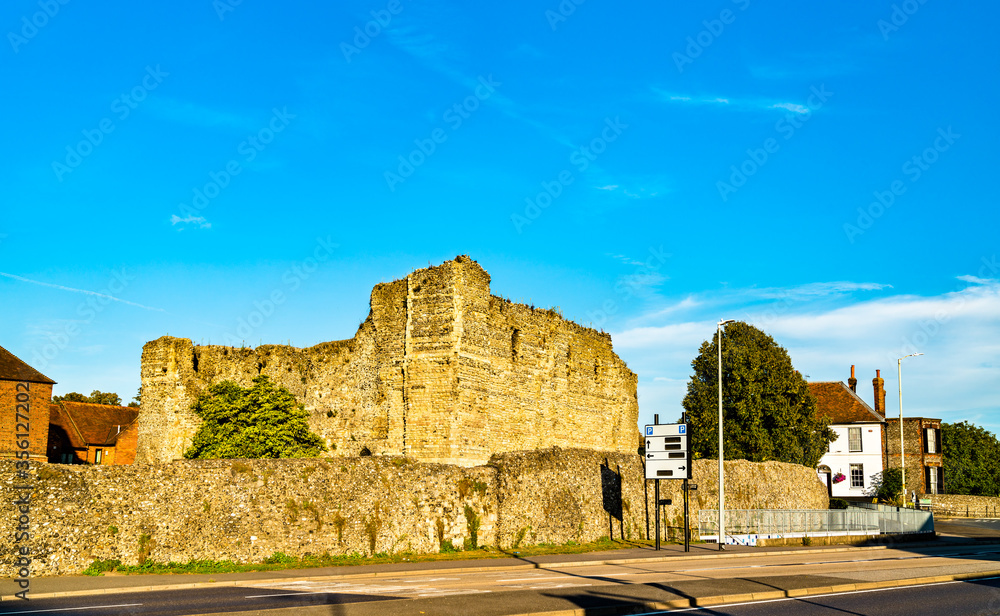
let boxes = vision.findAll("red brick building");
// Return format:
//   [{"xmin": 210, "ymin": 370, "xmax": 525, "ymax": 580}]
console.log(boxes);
[
  {"xmin": 47, "ymin": 401, "xmax": 139, "ymax": 465},
  {"xmin": 0, "ymin": 345, "xmax": 54, "ymax": 460},
  {"xmin": 871, "ymin": 368, "xmax": 944, "ymax": 497}
]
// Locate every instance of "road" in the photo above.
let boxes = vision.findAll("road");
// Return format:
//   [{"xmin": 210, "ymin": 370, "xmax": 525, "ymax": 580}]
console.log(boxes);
[
  {"xmin": 2, "ymin": 544, "xmax": 999, "ymax": 615},
  {"xmin": 676, "ymin": 576, "xmax": 1000, "ymax": 615},
  {"xmin": 936, "ymin": 517, "xmax": 1000, "ymax": 539}
]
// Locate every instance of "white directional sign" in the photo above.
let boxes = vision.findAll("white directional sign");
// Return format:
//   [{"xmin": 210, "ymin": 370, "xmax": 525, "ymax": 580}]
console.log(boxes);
[{"xmin": 644, "ymin": 423, "xmax": 691, "ymax": 480}]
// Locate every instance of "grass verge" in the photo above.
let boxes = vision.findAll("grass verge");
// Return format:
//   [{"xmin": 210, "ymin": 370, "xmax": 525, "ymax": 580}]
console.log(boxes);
[{"xmin": 82, "ymin": 537, "xmax": 659, "ymax": 576}]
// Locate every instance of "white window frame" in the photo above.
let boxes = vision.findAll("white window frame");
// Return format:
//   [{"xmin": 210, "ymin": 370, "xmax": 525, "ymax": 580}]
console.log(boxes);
[
  {"xmin": 848, "ymin": 427, "xmax": 862, "ymax": 452},
  {"xmin": 850, "ymin": 463, "xmax": 864, "ymax": 488}
]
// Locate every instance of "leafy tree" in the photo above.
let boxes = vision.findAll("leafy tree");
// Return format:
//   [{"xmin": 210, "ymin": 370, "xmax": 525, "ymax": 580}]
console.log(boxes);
[
  {"xmin": 54, "ymin": 390, "xmax": 123, "ymax": 406},
  {"xmin": 87, "ymin": 390, "xmax": 123, "ymax": 406},
  {"xmin": 184, "ymin": 376, "xmax": 327, "ymax": 459},
  {"xmin": 942, "ymin": 421, "xmax": 1000, "ymax": 497},
  {"xmin": 681, "ymin": 321, "xmax": 835, "ymax": 467},
  {"xmin": 867, "ymin": 468, "xmax": 903, "ymax": 504}
]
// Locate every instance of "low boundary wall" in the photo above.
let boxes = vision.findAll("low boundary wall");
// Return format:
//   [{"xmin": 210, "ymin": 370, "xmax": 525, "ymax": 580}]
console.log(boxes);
[{"xmin": 0, "ymin": 450, "xmax": 828, "ymax": 575}]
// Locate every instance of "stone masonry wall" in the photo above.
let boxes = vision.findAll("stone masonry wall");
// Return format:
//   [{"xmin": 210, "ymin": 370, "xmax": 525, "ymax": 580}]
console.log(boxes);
[
  {"xmin": 136, "ymin": 256, "xmax": 638, "ymax": 466},
  {"xmin": 926, "ymin": 494, "xmax": 1000, "ymax": 518},
  {"xmin": 0, "ymin": 450, "xmax": 829, "ymax": 575}
]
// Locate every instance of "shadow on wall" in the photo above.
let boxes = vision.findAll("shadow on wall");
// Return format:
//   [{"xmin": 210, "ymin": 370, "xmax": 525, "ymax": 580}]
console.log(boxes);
[{"xmin": 601, "ymin": 460, "xmax": 623, "ymax": 541}]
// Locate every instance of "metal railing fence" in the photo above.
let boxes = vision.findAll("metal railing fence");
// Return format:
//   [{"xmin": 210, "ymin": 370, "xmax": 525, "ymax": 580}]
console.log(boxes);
[{"xmin": 698, "ymin": 507, "xmax": 933, "ymax": 541}]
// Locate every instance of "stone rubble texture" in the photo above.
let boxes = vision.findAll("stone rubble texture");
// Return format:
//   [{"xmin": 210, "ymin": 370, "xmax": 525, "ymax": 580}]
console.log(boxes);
[
  {"xmin": 0, "ymin": 452, "xmax": 828, "ymax": 575},
  {"xmin": 136, "ymin": 256, "xmax": 640, "ymax": 466}
]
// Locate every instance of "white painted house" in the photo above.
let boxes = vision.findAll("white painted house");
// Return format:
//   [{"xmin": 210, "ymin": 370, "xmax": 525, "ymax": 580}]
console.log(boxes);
[{"xmin": 810, "ymin": 366, "xmax": 886, "ymax": 499}]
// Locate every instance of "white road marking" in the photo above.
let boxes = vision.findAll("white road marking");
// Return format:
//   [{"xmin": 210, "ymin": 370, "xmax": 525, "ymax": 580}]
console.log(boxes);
[
  {"xmin": 0, "ymin": 604, "xmax": 143, "ymax": 615},
  {"xmin": 497, "ymin": 576, "xmax": 565, "ymax": 582}
]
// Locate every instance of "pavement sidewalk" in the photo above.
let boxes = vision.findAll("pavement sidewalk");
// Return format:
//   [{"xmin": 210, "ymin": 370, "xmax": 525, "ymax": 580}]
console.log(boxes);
[{"xmin": 8, "ymin": 534, "xmax": 989, "ymax": 601}]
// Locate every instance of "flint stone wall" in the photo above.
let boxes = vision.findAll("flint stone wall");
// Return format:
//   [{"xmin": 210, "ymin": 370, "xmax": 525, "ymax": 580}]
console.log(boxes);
[
  {"xmin": 0, "ymin": 450, "xmax": 828, "ymax": 575},
  {"xmin": 927, "ymin": 493, "xmax": 1000, "ymax": 517}
]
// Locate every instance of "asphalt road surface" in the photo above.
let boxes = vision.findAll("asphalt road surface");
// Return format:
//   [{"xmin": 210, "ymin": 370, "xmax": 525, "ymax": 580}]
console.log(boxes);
[
  {"xmin": 937, "ymin": 517, "xmax": 1000, "ymax": 539},
  {"xmin": 3, "ymin": 544, "xmax": 1000, "ymax": 616},
  {"xmin": 676, "ymin": 575, "xmax": 1000, "ymax": 615}
]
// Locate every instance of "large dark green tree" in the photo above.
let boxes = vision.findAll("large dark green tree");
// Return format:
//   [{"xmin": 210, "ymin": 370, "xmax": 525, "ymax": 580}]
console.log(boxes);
[
  {"xmin": 942, "ymin": 421, "xmax": 1000, "ymax": 496},
  {"xmin": 681, "ymin": 321, "xmax": 835, "ymax": 467},
  {"xmin": 184, "ymin": 376, "xmax": 327, "ymax": 459}
]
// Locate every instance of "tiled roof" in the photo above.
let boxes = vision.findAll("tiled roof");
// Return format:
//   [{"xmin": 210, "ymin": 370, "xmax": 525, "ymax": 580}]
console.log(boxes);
[
  {"xmin": 49, "ymin": 401, "xmax": 139, "ymax": 446},
  {"xmin": 809, "ymin": 381, "xmax": 885, "ymax": 424},
  {"xmin": 0, "ymin": 345, "xmax": 55, "ymax": 384},
  {"xmin": 49, "ymin": 403, "xmax": 87, "ymax": 449}
]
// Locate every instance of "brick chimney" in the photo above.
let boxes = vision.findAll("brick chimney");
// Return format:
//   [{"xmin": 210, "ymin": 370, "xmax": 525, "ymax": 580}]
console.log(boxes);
[
  {"xmin": 872, "ymin": 369, "xmax": 885, "ymax": 414},
  {"xmin": 848, "ymin": 365, "xmax": 857, "ymax": 392}
]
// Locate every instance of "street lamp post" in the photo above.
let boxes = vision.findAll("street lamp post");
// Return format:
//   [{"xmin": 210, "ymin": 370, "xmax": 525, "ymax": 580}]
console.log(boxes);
[
  {"xmin": 897, "ymin": 353, "xmax": 923, "ymax": 504},
  {"xmin": 717, "ymin": 318, "xmax": 734, "ymax": 550}
]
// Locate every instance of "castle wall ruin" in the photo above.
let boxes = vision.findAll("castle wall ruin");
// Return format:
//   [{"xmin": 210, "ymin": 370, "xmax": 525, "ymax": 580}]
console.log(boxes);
[{"xmin": 136, "ymin": 256, "xmax": 639, "ymax": 466}]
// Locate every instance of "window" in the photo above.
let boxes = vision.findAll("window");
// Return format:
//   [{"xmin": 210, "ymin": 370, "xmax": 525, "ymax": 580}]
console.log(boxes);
[
  {"xmin": 850, "ymin": 463, "xmax": 864, "ymax": 488},
  {"xmin": 94, "ymin": 449, "xmax": 103, "ymax": 465},
  {"xmin": 925, "ymin": 428, "xmax": 940, "ymax": 453},
  {"xmin": 926, "ymin": 466, "xmax": 944, "ymax": 494},
  {"xmin": 848, "ymin": 427, "xmax": 862, "ymax": 452}
]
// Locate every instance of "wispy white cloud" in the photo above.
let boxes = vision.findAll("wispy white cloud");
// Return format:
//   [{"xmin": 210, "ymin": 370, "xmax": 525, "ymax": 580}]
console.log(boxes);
[
  {"xmin": 170, "ymin": 214, "xmax": 212, "ymax": 229},
  {"xmin": 0, "ymin": 273, "xmax": 164, "ymax": 311},
  {"xmin": 653, "ymin": 87, "xmax": 814, "ymax": 115},
  {"xmin": 593, "ymin": 174, "xmax": 671, "ymax": 200},
  {"xmin": 611, "ymin": 278, "xmax": 1000, "ymax": 436},
  {"xmin": 146, "ymin": 98, "xmax": 261, "ymax": 132},
  {"xmin": 958, "ymin": 275, "xmax": 997, "ymax": 285},
  {"xmin": 382, "ymin": 13, "xmax": 577, "ymax": 148},
  {"xmin": 753, "ymin": 281, "xmax": 892, "ymax": 300},
  {"xmin": 769, "ymin": 102, "xmax": 809, "ymax": 114}
]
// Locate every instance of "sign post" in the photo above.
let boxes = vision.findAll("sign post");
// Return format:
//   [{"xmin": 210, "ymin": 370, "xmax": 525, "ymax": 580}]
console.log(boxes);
[{"xmin": 645, "ymin": 421, "xmax": 691, "ymax": 551}]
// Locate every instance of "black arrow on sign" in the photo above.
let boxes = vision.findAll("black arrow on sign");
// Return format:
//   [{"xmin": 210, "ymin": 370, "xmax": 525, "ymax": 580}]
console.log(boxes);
[{"xmin": 646, "ymin": 440, "xmax": 651, "ymax": 449}]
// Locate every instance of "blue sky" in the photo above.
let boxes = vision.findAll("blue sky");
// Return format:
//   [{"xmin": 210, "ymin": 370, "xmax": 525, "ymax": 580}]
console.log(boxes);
[{"xmin": 2, "ymin": 1, "xmax": 998, "ymax": 435}]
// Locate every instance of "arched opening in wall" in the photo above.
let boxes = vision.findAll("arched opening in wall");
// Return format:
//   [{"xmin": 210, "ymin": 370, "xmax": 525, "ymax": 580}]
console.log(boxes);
[
  {"xmin": 817, "ymin": 464, "xmax": 832, "ymax": 497},
  {"xmin": 360, "ymin": 447, "xmax": 372, "ymax": 456},
  {"xmin": 511, "ymin": 328, "xmax": 520, "ymax": 363}
]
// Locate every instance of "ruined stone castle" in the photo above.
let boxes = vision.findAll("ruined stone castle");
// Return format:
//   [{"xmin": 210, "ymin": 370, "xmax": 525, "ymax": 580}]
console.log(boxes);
[{"xmin": 136, "ymin": 256, "xmax": 639, "ymax": 466}]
